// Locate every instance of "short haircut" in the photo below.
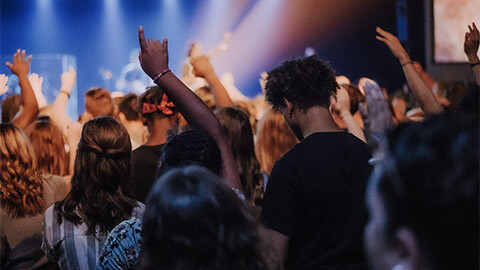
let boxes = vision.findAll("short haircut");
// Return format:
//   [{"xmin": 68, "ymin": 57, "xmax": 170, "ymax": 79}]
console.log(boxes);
[
  {"xmin": 118, "ymin": 93, "xmax": 139, "ymax": 121},
  {"xmin": 265, "ymin": 55, "xmax": 338, "ymax": 112},
  {"xmin": 84, "ymin": 88, "xmax": 113, "ymax": 117}
]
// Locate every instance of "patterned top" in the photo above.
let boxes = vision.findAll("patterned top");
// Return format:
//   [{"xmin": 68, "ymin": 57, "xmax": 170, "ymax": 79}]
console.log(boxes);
[
  {"xmin": 96, "ymin": 218, "xmax": 143, "ymax": 270},
  {"xmin": 42, "ymin": 203, "xmax": 144, "ymax": 270}
]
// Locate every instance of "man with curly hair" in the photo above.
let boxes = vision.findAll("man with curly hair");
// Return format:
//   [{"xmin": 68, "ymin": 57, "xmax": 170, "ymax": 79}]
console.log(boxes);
[{"xmin": 260, "ymin": 56, "xmax": 372, "ymax": 269}]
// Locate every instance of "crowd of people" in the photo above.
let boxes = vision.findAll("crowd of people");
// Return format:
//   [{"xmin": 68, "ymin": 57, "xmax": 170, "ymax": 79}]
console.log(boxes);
[{"xmin": 0, "ymin": 21, "xmax": 478, "ymax": 270}]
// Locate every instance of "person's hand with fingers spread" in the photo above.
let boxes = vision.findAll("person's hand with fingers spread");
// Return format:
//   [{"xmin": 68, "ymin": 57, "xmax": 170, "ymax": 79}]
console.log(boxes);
[
  {"xmin": 376, "ymin": 27, "xmax": 411, "ymax": 66},
  {"xmin": 376, "ymin": 27, "xmax": 443, "ymax": 115},
  {"xmin": 464, "ymin": 22, "xmax": 480, "ymax": 85},
  {"xmin": 5, "ymin": 49, "xmax": 39, "ymax": 129},
  {"xmin": 0, "ymin": 74, "xmax": 8, "ymax": 96}
]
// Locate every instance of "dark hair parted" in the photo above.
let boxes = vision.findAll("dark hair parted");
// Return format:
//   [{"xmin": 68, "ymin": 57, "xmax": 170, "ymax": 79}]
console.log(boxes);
[
  {"xmin": 265, "ymin": 55, "xmax": 338, "ymax": 112},
  {"xmin": 118, "ymin": 93, "xmax": 140, "ymax": 121},
  {"xmin": 371, "ymin": 113, "xmax": 479, "ymax": 270},
  {"xmin": 215, "ymin": 107, "xmax": 264, "ymax": 207},
  {"xmin": 54, "ymin": 116, "xmax": 137, "ymax": 235},
  {"xmin": 140, "ymin": 165, "xmax": 274, "ymax": 270},
  {"xmin": 159, "ymin": 129, "xmax": 222, "ymax": 177}
]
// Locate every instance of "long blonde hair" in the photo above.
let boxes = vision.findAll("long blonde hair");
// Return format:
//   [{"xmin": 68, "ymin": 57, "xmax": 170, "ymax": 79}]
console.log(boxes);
[
  {"xmin": 25, "ymin": 119, "xmax": 69, "ymax": 176},
  {"xmin": 0, "ymin": 123, "xmax": 45, "ymax": 218},
  {"xmin": 255, "ymin": 107, "xmax": 298, "ymax": 175}
]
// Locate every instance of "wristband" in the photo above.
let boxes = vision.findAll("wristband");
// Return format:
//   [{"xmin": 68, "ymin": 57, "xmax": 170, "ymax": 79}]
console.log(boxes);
[
  {"xmin": 401, "ymin": 61, "xmax": 413, "ymax": 67},
  {"xmin": 153, "ymin": 69, "xmax": 171, "ymax": 84},
  {"xmin": 470, "ymin": 62, "xmax": 480, "ymax": 67},
  {"xmin": 60, "ymin": 90, "xmax": 70, "ymax": 98}
]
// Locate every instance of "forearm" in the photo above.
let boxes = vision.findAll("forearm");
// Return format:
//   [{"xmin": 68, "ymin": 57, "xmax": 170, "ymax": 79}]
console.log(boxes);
[
  {"xmin": 204, "ymin": 73, "xmax": 233, "ymax": 107},
  {"xmin": 51, "ymin": 92, "xmax": 73, "ymax": 131},
  {"xmin": 156, "ymin": 72, "xmax": 242, "ymax": 190},
  {"xmin": 12, "ymin": 74, "xmax": 39, "ymax": 129},
  {"xmin": 401, "ymin": 62, "xmax": 443, "ymax": 115},
  {"xmin": 340, "ymin": 111, "xmax": 366, "ymax": 143},
  {"xmin": 467, "ymin": 54, "xmax": 480, "ymax": 85}
]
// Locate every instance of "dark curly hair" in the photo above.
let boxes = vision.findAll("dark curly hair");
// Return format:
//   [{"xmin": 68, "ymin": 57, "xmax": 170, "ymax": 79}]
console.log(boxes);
[
  {"xmin": 369, "ymin": 113, "xmax": 479, "ymax": 270},
  {"xmin": 265, "ymin": 55, "xmax": 338, "ymax": 112},
  {"xmin": 140, "ymin": 165, "xmax": 274, "ymax": 270},
  {"xmin": 54, "ymin": 116, "xmax": 137, "ymax": 235},
  {"xmin": 159, "ymin": 129, "xmax": 222, "ymax": 177}
]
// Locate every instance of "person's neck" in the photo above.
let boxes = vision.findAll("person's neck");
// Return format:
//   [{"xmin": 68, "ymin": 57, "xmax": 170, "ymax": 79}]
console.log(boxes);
[
  {"xmin": 297, "ymin": 106, "xmax": 341, "ymax": 140},
  {"xmin": 123, "ymin": 120, "xmax": 146, "ymax": 144},
  {"xmin": 145, "ymin": 118, "xmax": 172, "ymax": 146}
]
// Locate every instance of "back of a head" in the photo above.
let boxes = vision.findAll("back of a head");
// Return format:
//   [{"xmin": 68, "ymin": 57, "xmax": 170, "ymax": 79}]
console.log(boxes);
[
  {"xmin": 118, "ymin": 93, "xmax": 140, "ymax": 122},
  {"xmin": 1, "ymin": 94, "xmax": 21, "ymax": 123},
  {"xmin": 255, "ymin": 107, "xmax": 298, "ymax": 175},
  {"xmin": 0, "ymin": 123, "xmax": 44, "ymax": 218},
  {"xmin": 25, "ymin": 119, "xmax": 69, "ymax": 176},
  {"xmin": 159, "ymin": 129, "xmax": 222, "ymax": 176},
  {"xmin": 265, "ymin": 55, "xmax": 338, "ymax": 112},
  {"xmin": 137, "ymin": 86, "xmax": 177, "ymax": 122},
  {"xmin": 141, "ymin": 165, "xmax": 270, "ymax": 270},
  {"xmin": 370, "ymin": 113, "xmax": 479, "ymax": 270},
  {"xmin": 55, "ymin": 116, "xmax": 136, "ymax": 235},
  {"xmin": 215, "ymin": 107, "xmax": 263, "ymax": 205},
  {"xmin": 194, "ymin": 86, "xmax": 215, "ymax": 110},
  {"xmin": 85, "ymin": 88, "xmax": 114, "ymax": 118}
]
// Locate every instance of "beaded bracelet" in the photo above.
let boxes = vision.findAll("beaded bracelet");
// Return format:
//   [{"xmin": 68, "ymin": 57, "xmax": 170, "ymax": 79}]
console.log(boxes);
[{"xmin": 153, "ymin": 69, "xmax": 171, "ymax": 84}]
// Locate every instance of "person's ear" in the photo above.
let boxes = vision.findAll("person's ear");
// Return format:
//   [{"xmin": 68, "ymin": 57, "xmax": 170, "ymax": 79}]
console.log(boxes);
[
  {"xmin": 391, "ymin": 227, "xmax": 423, "ymax": 270},
  {"xmin": 283, "ymin": 98, "xmax": 295, "ymax": 117}
]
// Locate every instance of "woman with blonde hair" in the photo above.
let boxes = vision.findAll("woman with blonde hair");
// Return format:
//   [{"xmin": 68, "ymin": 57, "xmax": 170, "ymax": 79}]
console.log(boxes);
[
  {"xmin": 0, "ymin": 123, "xmax": 67, "ymax": 269},
  {"xmin": 255, "ymin": 107, "xmax": 298, "ymax": 176},
  {"xmin": 25, "ymin": 119, "xmax": 70, "ymax": 177}
]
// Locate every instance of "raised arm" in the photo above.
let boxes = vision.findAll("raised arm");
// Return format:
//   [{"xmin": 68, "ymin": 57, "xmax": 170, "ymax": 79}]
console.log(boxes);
[
  {"xmin": 50, "ymin": 66, "xmax": 76, "ymax": 131},
  {"xmin": 376, "ymin": 27, "xmax": 443, "ymax": 115},
  {"xmin": 464, "ymin": 22, "xmax": 480, "ymax": 85},
  {"xmin": 190, "ymin": 55, "xmax": 234, "ymax": 107},
  {"xmin": 137, "ymin": 26, "xmax": 241, "ymax": 191},
  {"xmin": 6, "ymin": 49, "xmax": 39, "ymax": 129},
  {"xmin": 330, "ymin": 86, "xmax": 366, "ymax": 143}
]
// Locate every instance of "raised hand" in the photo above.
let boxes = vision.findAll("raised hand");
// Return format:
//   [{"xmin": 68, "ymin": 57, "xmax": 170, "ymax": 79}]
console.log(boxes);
[
  {"xmin": 28, "ymin": 73, "xmax": 43, "ymax": 92},
  {"xmin": 0, "ymin": 74, "xmax": 8, "ymax": 96},
  {"xmin": 464, "ymin": 22, "xmax": 479, "ymax": 58},
  {"xmin": 138, "ymin": 26, "xmax": 169, "ymax": 79},
  {"xmin": 6, "ymin": 49, "xmax": 32, "ymax": 77},
  {"xmin": 358, "ymin": 78, "xmax": 394, "ymax": 148},
  {"xmin": 330, "ymin": 86, "xmax": 351, "ymax": 117},
  {"xmin": 190, "ymin": 56, "xmax": 215, "ymax": 78},
  {"xmin": 376, "ymin": 27, "xmax": 411, "ymax": 65},
  {"xmin": 28, "ymin": 73, "xmax": 47, "ymax": 108},
  {"xmin": 61, "ymin": 66, "xmax": 77, "ymax": 93}
]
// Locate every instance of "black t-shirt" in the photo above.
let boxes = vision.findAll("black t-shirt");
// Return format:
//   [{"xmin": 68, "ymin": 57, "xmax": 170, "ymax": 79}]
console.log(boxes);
[
  {"xmin": 261, "ymin": 132, "xmax": 372, "ymax": 270},
  {"xmin": 131, "ymin": 144, "xmax": 165, "ymax": 203}
]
